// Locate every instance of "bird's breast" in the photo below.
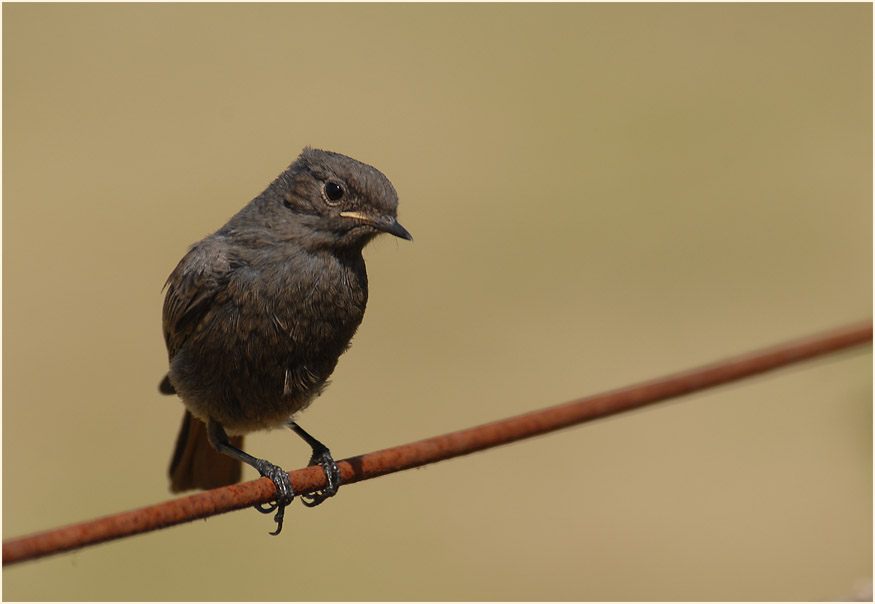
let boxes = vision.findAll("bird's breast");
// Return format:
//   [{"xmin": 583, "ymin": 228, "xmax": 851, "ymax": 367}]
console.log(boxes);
[{"xmin": 171, "ymin": 251, "xmax": 370, "ymax": 432}]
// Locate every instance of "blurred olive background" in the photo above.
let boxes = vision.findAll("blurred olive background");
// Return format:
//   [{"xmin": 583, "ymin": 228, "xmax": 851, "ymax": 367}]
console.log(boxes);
[{"xmin": 3, "ymin": 3, "xmax": 871, "ymax": 601}]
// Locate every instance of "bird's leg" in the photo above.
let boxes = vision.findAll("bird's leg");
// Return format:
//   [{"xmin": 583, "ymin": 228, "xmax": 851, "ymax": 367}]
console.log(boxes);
[
  {"xmin": 288, "ymin": 421, "xmax": 342, "ymax": 507},
  {"xmin": 206, "ymin": 419, "xmax": 294, "ymax": 535}
]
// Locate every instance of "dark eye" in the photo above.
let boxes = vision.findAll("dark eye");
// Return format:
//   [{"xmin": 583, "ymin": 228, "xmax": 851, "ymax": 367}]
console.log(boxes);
[{"xmin": 324, "ymin": 182, "xmax": 344, "ymax": 203}]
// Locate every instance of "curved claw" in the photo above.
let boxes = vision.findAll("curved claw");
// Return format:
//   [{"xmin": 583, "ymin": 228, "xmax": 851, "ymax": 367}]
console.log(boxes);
[
  {"xmin": 267, "ymin": 506, "xmax": 286, "ymax": 536},
  {"xmin": 300, "ymin": 493, "xmax": 326, "ymax": 508}
]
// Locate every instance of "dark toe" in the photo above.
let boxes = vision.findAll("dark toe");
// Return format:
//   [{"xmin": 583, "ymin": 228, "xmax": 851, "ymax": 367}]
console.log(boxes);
[
  {"xmin": 253, "ymin": 461, "xmax": 295, "ymax": 535},
  {"xmin": 301, "ymin": 449, "xmax": 342, "ymax": 507}
]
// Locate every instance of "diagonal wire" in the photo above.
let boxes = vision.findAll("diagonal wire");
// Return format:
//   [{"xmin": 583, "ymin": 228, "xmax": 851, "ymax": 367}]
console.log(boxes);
[{"xmin": 3, "ymin": 321, "xmax": 871, "ymax": 566}]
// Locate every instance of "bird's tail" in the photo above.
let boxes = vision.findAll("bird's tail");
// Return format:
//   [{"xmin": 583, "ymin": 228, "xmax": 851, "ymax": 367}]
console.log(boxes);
[{"xmin": 168, "ymin": 410, "xmax": 243, "ymax": 493}]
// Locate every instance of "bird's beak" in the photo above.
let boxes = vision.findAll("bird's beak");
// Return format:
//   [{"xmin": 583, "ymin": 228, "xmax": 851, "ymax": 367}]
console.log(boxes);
[{"xmin": 340, "ymin": 211, "xmax": 413, "ymax": 242}]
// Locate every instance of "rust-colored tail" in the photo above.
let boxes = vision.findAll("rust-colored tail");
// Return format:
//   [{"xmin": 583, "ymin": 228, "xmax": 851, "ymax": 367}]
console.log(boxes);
[{"xmin": 169, "ymin": 411, "xmax": 243, "ymax": 492}]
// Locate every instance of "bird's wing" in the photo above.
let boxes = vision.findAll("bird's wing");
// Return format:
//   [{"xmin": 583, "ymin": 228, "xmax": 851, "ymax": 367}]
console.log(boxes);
[{"xmin": 162, "ymin": 239, "xmax": 238, "ymax": 360}]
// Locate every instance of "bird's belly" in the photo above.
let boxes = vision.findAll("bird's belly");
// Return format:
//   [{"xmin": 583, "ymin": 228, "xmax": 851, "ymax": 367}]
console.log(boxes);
[{"xmin": 169, "ymin": 298, "xmax": 361, "ymax": 433}]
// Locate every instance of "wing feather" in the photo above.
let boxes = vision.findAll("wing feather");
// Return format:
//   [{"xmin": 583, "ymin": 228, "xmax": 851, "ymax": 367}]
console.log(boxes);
[{"xmin": 162, "ymin": 239, "xmax": 237, "ymax": 360}]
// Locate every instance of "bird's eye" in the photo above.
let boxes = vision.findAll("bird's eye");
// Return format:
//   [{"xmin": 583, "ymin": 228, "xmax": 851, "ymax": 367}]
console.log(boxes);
[{"xmin": 324, "ymin": 182, "xmax": 344, "ymax": 204}]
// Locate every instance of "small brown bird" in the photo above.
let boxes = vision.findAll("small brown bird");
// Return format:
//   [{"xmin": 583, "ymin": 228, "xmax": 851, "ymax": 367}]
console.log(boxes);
[{"xmin": 160, "ymin": 147, "xmax": 411, "ymax": 534}]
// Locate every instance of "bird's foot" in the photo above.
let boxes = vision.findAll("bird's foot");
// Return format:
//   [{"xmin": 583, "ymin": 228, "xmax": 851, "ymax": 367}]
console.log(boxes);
[
  {"xmin": 252, "ymin": 461, "xmax": 295, "ymax": 535},
  {"xmin": 300, "ymin": 446, "xmax": 342, "ymax": 507}
]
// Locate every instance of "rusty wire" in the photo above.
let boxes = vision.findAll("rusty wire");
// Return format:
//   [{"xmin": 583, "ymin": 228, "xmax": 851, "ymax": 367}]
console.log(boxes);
[{"xmin": 3, "ymin": 321, "xmax": 871, "ymax": 566}]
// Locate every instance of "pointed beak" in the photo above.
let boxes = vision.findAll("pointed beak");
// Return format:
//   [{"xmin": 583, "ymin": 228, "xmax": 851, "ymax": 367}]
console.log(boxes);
[{"xmin": 339, "ymin": 211, "xmax": 413, "ymax": 242}]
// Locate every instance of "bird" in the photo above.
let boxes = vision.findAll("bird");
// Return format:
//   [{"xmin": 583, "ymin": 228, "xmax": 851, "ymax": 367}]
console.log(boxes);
[{"xmin": 159, "ymin": 147, "xmax": 412, "ymax": 534}]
